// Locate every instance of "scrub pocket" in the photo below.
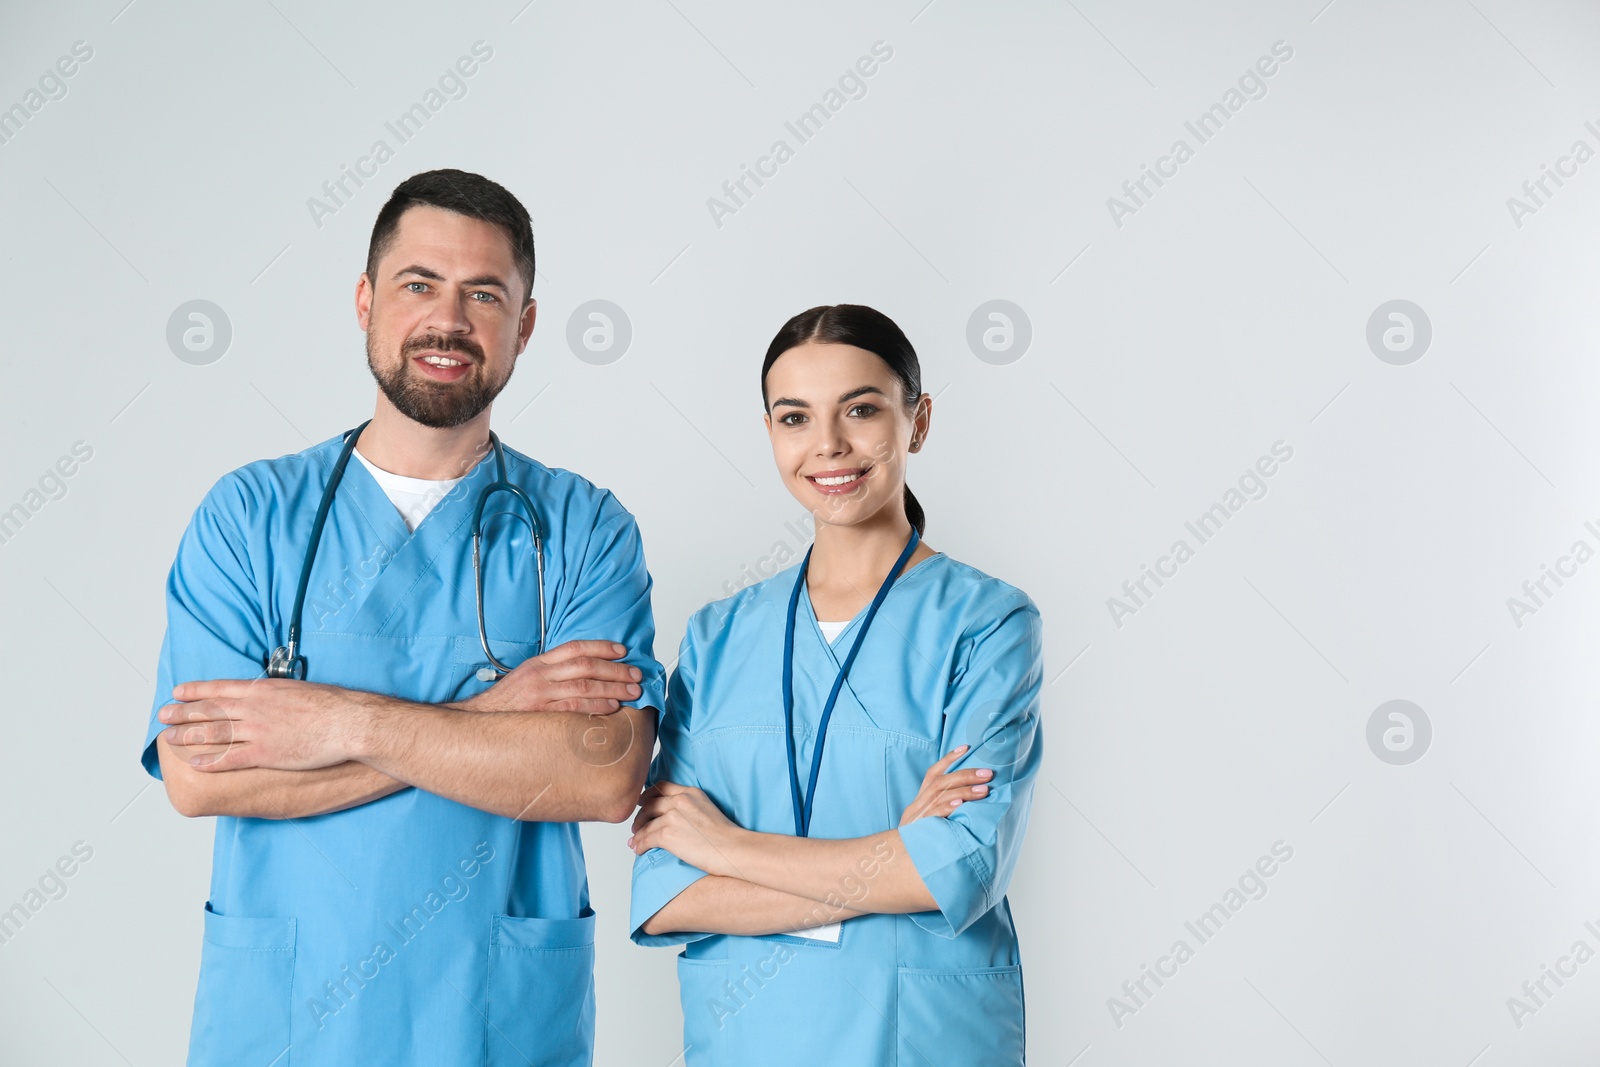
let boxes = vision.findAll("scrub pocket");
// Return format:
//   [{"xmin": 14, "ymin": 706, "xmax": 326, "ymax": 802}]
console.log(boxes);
[
  {"xmin": 675, "ymin": 953, "xmax": 735, "ymax": 1067},
  {"xmin": 896, "ymin": 965, "xmax": 1025, "ymax": 1066},
  {"xmin": 485, "ymin": 911, "xmax": 596, "ymax": 1067},
  {"xmin": 188, "ymin": 903, "xmax": 296, "ymax": 1067}
]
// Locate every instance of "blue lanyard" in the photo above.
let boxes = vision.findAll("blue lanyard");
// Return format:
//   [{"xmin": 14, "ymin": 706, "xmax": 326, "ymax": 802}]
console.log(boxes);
[{"xmin": 782, "ymin": 528, "xmax": 920, "ymax": 838}]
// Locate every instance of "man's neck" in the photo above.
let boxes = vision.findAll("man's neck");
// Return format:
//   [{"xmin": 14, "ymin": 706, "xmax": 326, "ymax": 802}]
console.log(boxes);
[{"xmin": 355, "ymin": 400, "xmax": 494, "ymax": 480}]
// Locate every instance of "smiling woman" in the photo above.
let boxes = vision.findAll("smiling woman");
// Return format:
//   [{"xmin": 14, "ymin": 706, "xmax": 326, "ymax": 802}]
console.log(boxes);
[{"xmin": 629, "ymin": 304, "xmax": 1044, "ymax": 1066}]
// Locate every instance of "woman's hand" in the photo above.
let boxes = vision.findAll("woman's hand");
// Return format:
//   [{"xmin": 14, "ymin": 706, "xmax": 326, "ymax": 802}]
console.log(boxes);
[
  {"xmin": 628, "ymin": 781, "xmax": 745, "ymax": 877},
  {"xmin": 899, "ymin": 746, "xmax": 992, "ymax": 825}
]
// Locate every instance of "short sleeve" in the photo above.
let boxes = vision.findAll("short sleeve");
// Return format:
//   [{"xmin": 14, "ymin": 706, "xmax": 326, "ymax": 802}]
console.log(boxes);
[
  {"xmin": 897, "ymin": 593, "xmax": 1044, "ymax": 938},
  {"xmin": 629, "ymin": 625, "xmax": 715, "ymax": 947},
  {"xmin": 547, "ymin": 496, "xmax": 667, "ymax": 715},
  {"xmin": 142, "ymin": 502, "xmax": 271, "ymax": 780}
]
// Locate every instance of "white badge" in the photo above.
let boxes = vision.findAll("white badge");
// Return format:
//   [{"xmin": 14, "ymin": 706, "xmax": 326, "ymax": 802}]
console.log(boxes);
[{"xmin": 792, "ymin": 921, "xmax": 841, "ymax": 943}]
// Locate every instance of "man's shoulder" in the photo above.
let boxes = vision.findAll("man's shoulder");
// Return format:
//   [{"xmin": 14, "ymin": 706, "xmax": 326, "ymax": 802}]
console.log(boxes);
[
  {"xmin": 196, "ymin": 434, "xmax": 346, "ymax": 524},
  {"xmin": 498, "ymin": 441, "xmax": 636, "ymax": 528}
]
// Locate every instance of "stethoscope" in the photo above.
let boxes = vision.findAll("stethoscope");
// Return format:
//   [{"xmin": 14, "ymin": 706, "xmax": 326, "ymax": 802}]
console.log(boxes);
[
  {"xmin": 266, "ymin": 420, "xmax": 547, "ymax": 682},
  {"xmin": 782, "ymin": 527, "xmax": 920, "ymax": 838}
]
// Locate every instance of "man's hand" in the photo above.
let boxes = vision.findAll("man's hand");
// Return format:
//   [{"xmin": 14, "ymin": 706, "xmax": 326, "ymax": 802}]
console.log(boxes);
[
  {"xmin": 898, "ymin": 746, "xmax": 992, "ymax": 825},
  {"xmin": 462, "ymin": 640, "xmax": 644, "ymax": 714},
  {"xmin": 627, "ymin": 782, "xmax": 745, "ymax": 877},
  {"xmin": 159, "ymin": 679, "xmax": 373, "ymax": 773}
]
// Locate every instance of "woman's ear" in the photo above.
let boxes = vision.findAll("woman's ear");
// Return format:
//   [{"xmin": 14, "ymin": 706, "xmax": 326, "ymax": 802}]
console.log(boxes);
[{"xmin": 909, "ymin": 393, "xmax": 932, "ymax": 452}]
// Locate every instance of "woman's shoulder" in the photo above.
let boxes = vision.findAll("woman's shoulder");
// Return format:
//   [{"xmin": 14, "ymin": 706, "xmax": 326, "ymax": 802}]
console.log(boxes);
[
  {"xmin": 917, "ymin": 552, "xmax": 1039, "ymax": 619},
  {"xmin": 685, "ymin": 562, "xmax": 803, "ymax": 640}
]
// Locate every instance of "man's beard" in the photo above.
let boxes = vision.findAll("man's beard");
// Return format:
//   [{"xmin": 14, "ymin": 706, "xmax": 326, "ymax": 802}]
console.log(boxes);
[{"xmin": 368, "ymin": 334, "xmax": 511, "ymax": 429}]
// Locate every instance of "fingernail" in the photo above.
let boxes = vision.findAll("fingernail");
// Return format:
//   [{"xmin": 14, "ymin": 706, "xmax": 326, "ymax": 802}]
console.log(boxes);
[
  {"xmin": 612, "ymin": 643, "xmax": 626, "ymax": 656},
  {"xmin": 972, "ymin": 785, "xmax": 988, "ymax": 794},
  {"xmin": 630, "ymin": 667, "xmax": 642, "ymax": 681},
  {"xmin": 956, "ymin": 745, "xmax": 969, "ymax": 753},
  {"xmin": 628, "ymin": 684, "xmax": 641, "ymax": 697},
  {"xmin": 976, "ymin": 769, "xmax": 992, "ymax": 779}
]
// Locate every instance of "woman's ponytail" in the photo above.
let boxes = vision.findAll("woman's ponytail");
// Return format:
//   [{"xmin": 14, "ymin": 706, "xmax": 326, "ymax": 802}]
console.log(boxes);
[{"xmin": 904, "ymin": 485, "xmax": 925, "ymax": 536}]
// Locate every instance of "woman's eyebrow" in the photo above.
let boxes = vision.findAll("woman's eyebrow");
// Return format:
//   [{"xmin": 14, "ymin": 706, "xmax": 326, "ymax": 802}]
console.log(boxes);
[{"xmin": 770, "ymin": 386, "xmax": 887, "ymax": 411}]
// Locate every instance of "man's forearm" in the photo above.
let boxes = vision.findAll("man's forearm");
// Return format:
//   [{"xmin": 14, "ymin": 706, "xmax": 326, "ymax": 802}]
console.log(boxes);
[
  {"xmin": 642, "ymin": 875, "xmax": 864, "ymax": 937},
  {"xmin": 157, "ymin": 738, "xmax": 408, "ymax": 819},
  {"xmin": 721, "ymin": 828, "xmax": 937, "ymax": 914},
  {"xmin": 351, "ymin": 698, "xmax": 655, "ymax": 822}
]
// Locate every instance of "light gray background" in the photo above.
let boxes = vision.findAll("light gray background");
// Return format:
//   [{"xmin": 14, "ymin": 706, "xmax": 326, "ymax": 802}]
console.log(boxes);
[{"xmin": 2, "ymin": 0, "xmax": 1598, "ymax": 1063}]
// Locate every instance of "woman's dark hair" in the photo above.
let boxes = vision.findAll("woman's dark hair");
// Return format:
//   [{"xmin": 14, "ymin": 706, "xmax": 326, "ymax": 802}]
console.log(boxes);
[
  {"xmin": 367, "ymin": 169, "xmax": 536, "ymax": 302},
  {"xmin": 760, "ymin": 304, "xmax": 926, "ymax": 535}
]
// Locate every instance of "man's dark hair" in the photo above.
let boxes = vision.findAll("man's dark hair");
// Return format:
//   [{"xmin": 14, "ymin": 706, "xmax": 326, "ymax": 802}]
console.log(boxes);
[{"xmin": 366, "ymin": 169, "xmax": 536, "ymax": 302}]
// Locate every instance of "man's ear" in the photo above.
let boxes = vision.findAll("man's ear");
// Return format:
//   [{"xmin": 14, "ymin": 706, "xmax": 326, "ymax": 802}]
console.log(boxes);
[
  {"xmin": 355, "ymin": 272, "xmax": 374, "ymax": 330},
  {"xmin": 517, "ymin": 296, "xmax": 538, "ymax": 354}
]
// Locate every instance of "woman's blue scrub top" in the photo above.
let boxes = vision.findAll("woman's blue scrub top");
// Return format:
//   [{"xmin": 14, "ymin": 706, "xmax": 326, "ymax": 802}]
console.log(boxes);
[
  {"xmin": 141, "ymin": 432, "xmax": 666, "ymax": 1067},
  {"xmin": 630, "ymin": 553, "xmax": 1044, "ymax": 1066}
]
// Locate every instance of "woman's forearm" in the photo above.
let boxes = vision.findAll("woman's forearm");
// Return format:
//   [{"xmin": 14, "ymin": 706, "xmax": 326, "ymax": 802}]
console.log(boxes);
[
  {"xmin": 721, "ymin": 828, "xmax": 936, "ymax": 914},
  {"xmin": 643, "ymin": 875, "xmax": 864, "ymax": 937}
]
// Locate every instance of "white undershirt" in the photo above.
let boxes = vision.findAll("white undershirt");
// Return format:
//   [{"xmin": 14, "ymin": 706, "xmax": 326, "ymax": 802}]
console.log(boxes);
[
  {"xmin": 353, "ymin": 451, "xmax": 464, "ymax": 533},
  {"xmin": 816, "ymin": 619, "xmax": 851, "ymax": 645}
]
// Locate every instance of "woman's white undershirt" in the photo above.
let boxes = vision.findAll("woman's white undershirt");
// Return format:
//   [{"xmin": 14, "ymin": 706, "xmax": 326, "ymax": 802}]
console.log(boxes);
[{"xmin": 816, "ymin": 619, "xmax": 851, "ymax": 645}]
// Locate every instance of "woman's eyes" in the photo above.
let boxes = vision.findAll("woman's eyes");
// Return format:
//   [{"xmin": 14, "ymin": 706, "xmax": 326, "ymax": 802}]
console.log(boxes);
[{"xmin": 779, "ymin": 405, "xmax": 878, "ymax": 426}]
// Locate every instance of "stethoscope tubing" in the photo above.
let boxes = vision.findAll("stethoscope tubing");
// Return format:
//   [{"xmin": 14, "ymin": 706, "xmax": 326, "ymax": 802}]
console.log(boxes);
[{"xmin": 268, "ymin": 422, "xmax": 545, "ymax": 680}]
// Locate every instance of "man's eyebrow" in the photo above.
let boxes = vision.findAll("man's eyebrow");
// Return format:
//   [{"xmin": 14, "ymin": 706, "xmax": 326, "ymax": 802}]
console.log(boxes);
[
  {"xmin": 392, "ymin": 265, "xmax": 511, "ymax": 292},
  {"xmin": 769, "ymin": 386, "xmax": 888, "ymax": 410}
]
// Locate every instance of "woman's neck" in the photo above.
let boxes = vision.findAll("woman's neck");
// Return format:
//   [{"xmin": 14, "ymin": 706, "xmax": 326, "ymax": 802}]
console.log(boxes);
[{"xmin": 805, "ymin": 512, "xmax": 935, "ymax": 620}]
